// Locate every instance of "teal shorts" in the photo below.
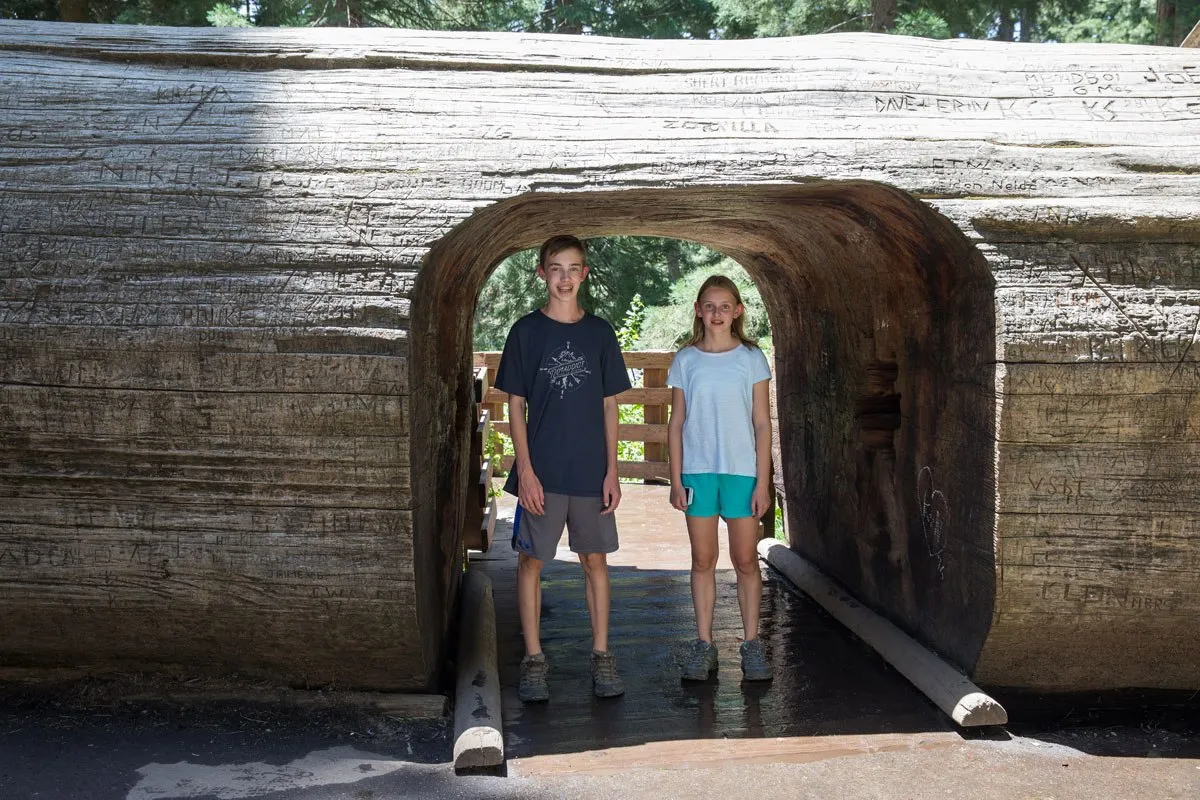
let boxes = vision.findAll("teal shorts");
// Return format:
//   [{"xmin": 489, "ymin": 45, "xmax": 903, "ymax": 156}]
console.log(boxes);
[{"xmin": 681, "ymin": 473, "xmax": 757, "ymax": 520}]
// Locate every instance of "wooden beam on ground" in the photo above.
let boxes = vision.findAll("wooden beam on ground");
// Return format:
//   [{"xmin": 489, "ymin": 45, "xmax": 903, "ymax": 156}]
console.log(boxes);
[
  {"xmin": 758, "ymin": 540, "xmax": 1007, "ymax": 728},
  {"xmin": 453, "ymin": 571, "xmax": 503, "ymax": 770}
]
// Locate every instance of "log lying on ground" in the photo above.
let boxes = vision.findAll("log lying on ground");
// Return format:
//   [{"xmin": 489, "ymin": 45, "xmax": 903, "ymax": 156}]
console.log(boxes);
[
  {"xmin": 760, "ymin": 540, "xmax": 1008, "ymax": 727},
  {"xmin": 453, "ymin": 571, "xmax": 504, "ymax": 770},
  {"xmin": 1, "ymin": 21, "xmax": 1198, "ymax": 693}
]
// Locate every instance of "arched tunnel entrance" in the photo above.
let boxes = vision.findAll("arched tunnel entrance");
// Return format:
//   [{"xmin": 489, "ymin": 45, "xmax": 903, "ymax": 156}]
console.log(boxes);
[{"xmin": 412, "ymin": 181, "xmax": 996, "ymax": 674}]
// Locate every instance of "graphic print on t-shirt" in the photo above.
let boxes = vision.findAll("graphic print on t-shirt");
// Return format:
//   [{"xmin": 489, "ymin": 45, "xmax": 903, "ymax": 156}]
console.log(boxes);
[{"xmin": 540, "ymin": 341, "xmax": 591, "ymax": 398}]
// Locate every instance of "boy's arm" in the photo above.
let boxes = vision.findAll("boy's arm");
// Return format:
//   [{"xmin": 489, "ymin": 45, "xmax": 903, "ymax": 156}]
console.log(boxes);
[
  {"xmin": 667, "ymin": 388, "xmax": 688, "ymax": 512},
  {"xmin": 601, "ymin": 394, "xmax": 621, "ymax": 514},
  {"xmin": 751, "ymin": 380, "xmax": 773, "ymax": 519},
  {"xmin": 508, "ymin": 394, "xmax": 545, "ymax": 516}
]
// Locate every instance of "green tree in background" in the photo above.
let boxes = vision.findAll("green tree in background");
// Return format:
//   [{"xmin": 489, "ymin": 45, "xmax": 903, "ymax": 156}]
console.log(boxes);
[
  {"xmin": 7, "ymin": 0, "xmax": 1195, "ymax": 44},
  {"xmin": 639, "ymin": 257, "xmax": 771, "ymax": 352}
]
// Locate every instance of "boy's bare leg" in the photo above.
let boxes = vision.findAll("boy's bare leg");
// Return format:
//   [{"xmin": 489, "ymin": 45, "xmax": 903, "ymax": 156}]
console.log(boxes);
[
  {"xmin": 578, "ymin": 552, "xmax": 610, "ymax": 652},
  {"xmin": 686, "ymin": 515, "xmax": 721, "ymax": 642},
  {"xmin": 518, "ymin": 552, "xmax": 545, "ymax": 655},
  {"xmin": 726, "ymin": 517, "xmax": 763, "ymax": 641}
]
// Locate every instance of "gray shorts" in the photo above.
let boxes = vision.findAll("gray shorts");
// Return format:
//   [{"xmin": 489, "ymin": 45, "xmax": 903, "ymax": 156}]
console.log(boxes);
[{"xmin": 515, "ymin": 493, "xmax": 619, "ymax": 562}]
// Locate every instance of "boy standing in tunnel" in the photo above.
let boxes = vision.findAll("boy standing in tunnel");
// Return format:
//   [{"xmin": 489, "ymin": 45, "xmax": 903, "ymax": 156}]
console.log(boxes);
[{"xmin": 494, "ymin": 234, "xmax": 631, "ymax": 702}]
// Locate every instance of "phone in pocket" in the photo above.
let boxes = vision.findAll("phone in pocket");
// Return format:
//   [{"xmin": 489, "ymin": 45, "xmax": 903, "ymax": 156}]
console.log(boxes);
[{"xmin": 684, "ymin": 486, "xmax": 694, "ymax": 508}]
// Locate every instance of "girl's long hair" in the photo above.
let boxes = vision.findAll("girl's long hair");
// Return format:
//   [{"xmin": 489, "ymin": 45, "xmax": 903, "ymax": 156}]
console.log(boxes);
[{"xmin": 680, "ymin": 274, "xmax": 758, "ymax": 349}]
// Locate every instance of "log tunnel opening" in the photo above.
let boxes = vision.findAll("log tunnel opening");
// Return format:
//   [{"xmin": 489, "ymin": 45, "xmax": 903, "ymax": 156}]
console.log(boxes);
[{"xmin": 413, "ymin": 181, "xmax": 998, "ymax": 674}]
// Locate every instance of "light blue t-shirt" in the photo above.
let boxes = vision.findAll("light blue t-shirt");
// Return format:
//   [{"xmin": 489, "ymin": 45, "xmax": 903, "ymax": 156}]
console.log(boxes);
[{"xmin": 667, "ymin": 343, "xmax": 772, "ymax": 478}]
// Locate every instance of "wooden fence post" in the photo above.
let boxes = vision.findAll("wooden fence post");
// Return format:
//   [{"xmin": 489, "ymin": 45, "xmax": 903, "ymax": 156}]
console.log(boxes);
[{"xmin": 642, "ymin": 364, "xmax": 668, "ymax": 485}]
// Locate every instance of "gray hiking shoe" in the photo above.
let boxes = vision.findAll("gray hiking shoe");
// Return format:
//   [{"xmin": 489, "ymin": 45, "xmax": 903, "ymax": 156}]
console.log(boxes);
[
  {"xmin": 681, "ymin": 639, "xmax": 718, "ymax": 681},
  {"xmin": 591, "ymin": 650, "xmax": 625, "ymax": 698},
  {"xmin": 740, "ymin": 638, "xmax": 773, "ymax": 681},
  {"xmin": 519, "ymin": 653, "xmax": 549, "ymax": 702}
]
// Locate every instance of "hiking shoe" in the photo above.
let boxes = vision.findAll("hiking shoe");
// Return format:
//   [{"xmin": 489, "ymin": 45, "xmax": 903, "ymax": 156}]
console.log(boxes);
[
  {"xmin": 740, "ymin": 638, "xmax": 773, "ymax": 681},
  {"xmin": 519, "ymin": 653, "xmax": 549, "ymax": 702},
  {"xmin": 681, "ymin": 639, "xmax": 719, "ymax": 681},
  {"xmin": 591, "ymin": 650, "xmax": 625, "ymax": 698}
]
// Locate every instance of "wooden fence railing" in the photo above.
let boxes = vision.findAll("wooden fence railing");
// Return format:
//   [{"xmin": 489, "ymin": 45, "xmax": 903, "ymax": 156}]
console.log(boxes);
[{"xmin": 473, "ymin": 350, "xmax": 673, "ymax": 481}]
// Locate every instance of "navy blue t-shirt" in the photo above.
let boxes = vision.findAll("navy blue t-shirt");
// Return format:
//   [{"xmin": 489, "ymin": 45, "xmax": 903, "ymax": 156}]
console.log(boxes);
[{"xmin": 494, "ymin": 310, "xmax": 631, "ymax": 498}]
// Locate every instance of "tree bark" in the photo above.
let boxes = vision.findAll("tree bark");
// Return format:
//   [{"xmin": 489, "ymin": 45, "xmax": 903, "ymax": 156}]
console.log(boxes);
[
  {"xmin": 1157, "ymin": 1, "xmax": 1178, "ymax": 45},
  {"xmin": 543, "ymin": 0, "xmax": 582, "ymax": 34},
  {"xmin": 57, "ymin": 0, "xmax": 88, "ymax": 22},
  {"xmin": 870, "ymin": 0, "xmax": 897, "ymax": 32},
  {"xmin": 1018, "ymin": 2, "xmax": 1037, "ymax": 42},
  {"xmin": 996, "ymin": 4, "xmax": 1015, "ymax": 41},
  {"xmin": 665, "ymin": 248, "xmax": 681, "ymax": 283}
]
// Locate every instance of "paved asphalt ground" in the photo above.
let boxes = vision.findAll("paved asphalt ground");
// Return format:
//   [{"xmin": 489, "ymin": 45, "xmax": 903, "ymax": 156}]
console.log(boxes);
[{"xmin": 2, "ymin": 685, "xmax": 1198, "ymax": 800}]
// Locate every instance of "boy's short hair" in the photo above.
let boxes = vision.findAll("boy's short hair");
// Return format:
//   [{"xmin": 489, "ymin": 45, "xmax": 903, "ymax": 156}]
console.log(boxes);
[{"xmin": 538, "ymin": 235, "xmax": 587, "ymax": 268}]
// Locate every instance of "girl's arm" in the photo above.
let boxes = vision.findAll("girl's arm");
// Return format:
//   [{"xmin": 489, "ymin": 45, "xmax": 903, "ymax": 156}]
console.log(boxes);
[
  {"xmin": 751, "ymin": 380, "xmax": 773, "ymax": 519},
  {"xmin": 668, "ymin": 387, "xmax": 688, "ymax": 512}
]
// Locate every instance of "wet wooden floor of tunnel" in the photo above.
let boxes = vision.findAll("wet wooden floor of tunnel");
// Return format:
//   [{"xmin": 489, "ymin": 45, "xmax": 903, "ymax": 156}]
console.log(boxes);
[{"xmin": 469, "ymin": 484, "xmax": 954, "ymax": 769}]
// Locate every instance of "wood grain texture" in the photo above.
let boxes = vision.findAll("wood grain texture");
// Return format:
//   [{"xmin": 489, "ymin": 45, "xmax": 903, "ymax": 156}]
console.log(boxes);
[{"xmin": 1, "ymin": 21, "xmax": 1198, "ymax": 690}]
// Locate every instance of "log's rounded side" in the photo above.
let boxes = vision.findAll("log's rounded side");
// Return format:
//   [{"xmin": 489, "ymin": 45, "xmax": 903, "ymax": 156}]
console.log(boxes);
[{"xmin": 452, "ymin": 571, "xmax": 504, "ymax": 770}]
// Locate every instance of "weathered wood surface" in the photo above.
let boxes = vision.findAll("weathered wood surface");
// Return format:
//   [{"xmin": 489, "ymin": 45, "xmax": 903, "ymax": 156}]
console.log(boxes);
[{"xmin": 1, "ymin": 21, "xmax": 1198, "ymax": 691}]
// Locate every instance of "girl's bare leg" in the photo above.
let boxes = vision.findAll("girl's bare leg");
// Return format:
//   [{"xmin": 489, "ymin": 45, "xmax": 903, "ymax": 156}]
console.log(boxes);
[
  {"xmin": 726, "ymin": 516, "xmax": 763, "ymax": 641},
  {"xmin": 686, "ymin": 515, "xmax": 721, "ymax": 641}
]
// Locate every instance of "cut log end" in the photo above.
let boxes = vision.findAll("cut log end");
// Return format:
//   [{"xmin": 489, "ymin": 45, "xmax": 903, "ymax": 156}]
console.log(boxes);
[
  {"xmin": 952, "ymin": 692, "xmax": 1009, "ymax": 727},
  {"xmin": 453, "ymin": 726, "xmax": 504, "ymax": 770}
]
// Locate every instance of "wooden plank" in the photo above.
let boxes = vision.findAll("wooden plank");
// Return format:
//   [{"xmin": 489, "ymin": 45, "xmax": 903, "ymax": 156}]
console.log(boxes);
[
  {"xmin": 492, "ymin": 420, "xmax": 667, "ymax": 444},
  {"xmin": 476, "ymin": 458, "xmax": 494, "ymax": 509},
  {"xmin": 480, "ymin": 495, "xmax": 497, "ymax": 553},
  {"xmin": 472, "ymin": 352, "xmax": 501, "ymax": 370},
  {"xmin": 621, "ymin": 351, "xmax": 675, "ymax": 369},
  {"xmin": 471, "ymin": 407, "xmax": 492, "ymax": 465},
  {"xmin": 484, "ymin": 386, "xmax": 671, "ymax": 407},
  {"xmin": 463, "ymin": 502, "xmax": 483, "ymax": 551},
  {"xmin": 472, "ymin": 366, "xmax": 488, "ymax": 405},
  {"xmin": 642, "ymin": 365, "xmax": 669, "ymax": 484}
]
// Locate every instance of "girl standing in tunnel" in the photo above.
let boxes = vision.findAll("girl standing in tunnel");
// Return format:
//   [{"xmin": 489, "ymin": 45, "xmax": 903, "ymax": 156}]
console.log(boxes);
[{"xmin": 667, "ymin": 275, "xmax": 774, "ymax": 682}]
